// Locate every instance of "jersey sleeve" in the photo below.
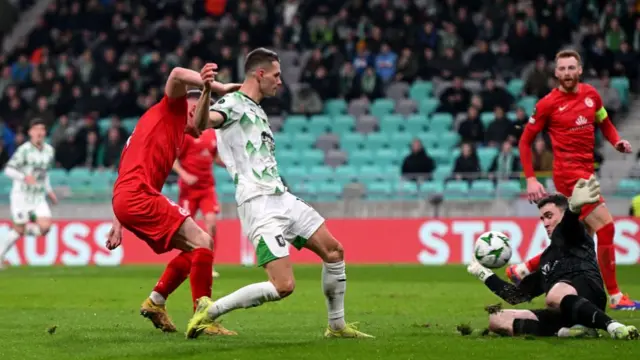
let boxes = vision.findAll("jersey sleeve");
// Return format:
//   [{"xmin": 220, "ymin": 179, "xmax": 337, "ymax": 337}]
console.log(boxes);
[
  {"xmin": 6, "ymin": 146, "xmax": 25, "ymax": 171},
  {"xmin": 527, "ymin": 99, "xmax": 552, "ymax": 132},
  {"xmin": 592, "ymin": 91, "xmax": 608, "ymax": 123},
  {"xmin": 209, "ymin": 94, "xmax": 239, "ymax": 129}
]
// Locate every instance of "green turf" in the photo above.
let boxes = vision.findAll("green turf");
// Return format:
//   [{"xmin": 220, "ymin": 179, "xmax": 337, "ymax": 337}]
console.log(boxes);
[{"xmin": 0, "ymin": 265, "xmax": 638, "ymax": 360}]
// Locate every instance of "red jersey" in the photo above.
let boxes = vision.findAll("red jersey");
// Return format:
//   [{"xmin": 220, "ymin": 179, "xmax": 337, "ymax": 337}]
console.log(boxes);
[
  {"xmin": 114, "ymin": 95, "xmax": 187, "ymax": 193},
  {"xmin": 177, "ymin": 129, "xmax": 217, "ymax": 192},
  {"xmin": 520, "ymin": 83, "xmax": 616, "ymax": 177}
]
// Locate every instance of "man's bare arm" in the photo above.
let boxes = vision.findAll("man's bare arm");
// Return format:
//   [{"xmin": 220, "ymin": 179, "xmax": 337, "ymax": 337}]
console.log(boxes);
[{"xmin": 165, "ymin": 67, "xmax": 205, "ymax": 99}]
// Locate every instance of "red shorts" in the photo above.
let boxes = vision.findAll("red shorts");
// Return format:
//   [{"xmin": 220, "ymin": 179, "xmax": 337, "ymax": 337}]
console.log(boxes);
[
  {"xmin": 553, "ymin": 171, "xmax": 605, "ymax": 220},
  {"xmin": 178, "ymin": 188, "xmax": 220, "ymax": 217},
  {"xmin": 113, "ymin": 186, "xmax": 191, "ymax": 254}
]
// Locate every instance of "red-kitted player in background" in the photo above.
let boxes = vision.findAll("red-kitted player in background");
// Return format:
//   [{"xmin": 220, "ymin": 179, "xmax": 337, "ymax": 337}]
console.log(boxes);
[{"xmin": 508, "ymin": 49, "xmax": 639, "ymax": 310}]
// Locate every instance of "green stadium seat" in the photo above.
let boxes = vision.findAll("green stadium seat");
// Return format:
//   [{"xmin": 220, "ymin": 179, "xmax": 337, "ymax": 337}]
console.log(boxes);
[
  {"xmin": 379, "ymin": 114, "xmax": 404, "ymax": 133},
  {"xmin": 358, "ymin": 164, "xmax": 383, "ymax": 182},
  {"xmin": 283, "ymin": 115, "xmax": 308, "ymax": 133},
  {"xmin": 214, "ymin": 167, "xmax": 228, "ymax": 181},
  {"xmin": 418, "ymin": 98, "xmax": 439, "ymax": 115},
  {"xmin": 283, "ymin": 165, "xmax": 308, "ymax": 181},
  {"xmin": 477, "ymin": 147, "xmax": 499, "ymax": 172},
  {"xmin": 324, "ymin": 99, "xmax": 348, "ymax": 116},
  {"xmin": 518, "ymin": 96, "xmax": 537, "ymax": 115},
  {"xmin": 376, "ymin": 148, "xmax": 401, "ymax": 165},
  {"xmin": 409, "ymin": 81, "xmax": 434, "ymax": 101},
  {"xmin": 444, "ymin": 180, "xmax": 469, "ymax": 200},
  {"xmin": 405, "ymin": 114, "xmax": 429, "ymax": 133},
  {"xmin": 301, "ymin": 149, "xmax": 324, "ymax": 165},
  {"xmin": 295, "ymin": 133, "xmax": 316, "ymax": 149},
  {"xmin": 417, "ymin": 132, "xmax": 438, "ymax": 149},
  {"xmin": 480, "ymin": 112, "xmax": 496, "ymax": 128},
  {"xmin": 299, "ymin": 181, "xmax": 320, "ymax": 201},
  {"xmin": 331, "ymin": 115, "xmax": 356, "ymax": 133},
  {"xmin": 334, "ymin": 165, "xmax": 358, "ymax": 185},
  {"xmin": 275, "ymin": 133, "xmax": 292, "ymax": 149},
  {"xmin": 48, "ymin": 169, "xmax": 69, "ymax": 186},
  {"xmin": 98, "ymin": 117, "xmax": 111, "ymax": 135},
  {"xmin": 429, "ymin": 113, "xmax": 454, "ymax": 133},
  {"xmin": 308, "ymin": 115, "xmax": 332, "ymax": 135},
  {"xmin": 430, "ymin": 148, "xmax": 451, "ymax": 166},
  {"xmin": 370, "ymin": 98, "xmax": 395, "ymax": 117},
  {"xmin": 367, "ymin": 181, "xmax": 392, "ymax": 200},
  {"xmin": 68, "ymin": 168, "xmax": 92, "ymax": 184},
  {"xmin": 218, "ymin": 182, "xmax": 236, "ymax": 196},
  {"xmin": 317, "ymin": 181, "xmax": 343, "ymax": 200},
  {"xmin": 389, "ymin": 132, "xmax": 413, "ymax": 148},
  {"xmin": 395, "ymin": 180, "xmax": 418, "ymax": 199},
  {"xmin": 277, "ymin": 150, "xmax": 299, "ymax": 167},
  {"xmin": 365, "ymin": 132, "xmax": 390, "ymax": 151},
  {"xmin": 309, "ymin": 165, "xmax": 333, "ymax": 179},
  {"xmin": 507, "ymin": 79, "xmax": 524, "ymax": 97},
  {"xmin": 469, "ymin": 179, "xmax": 495, "ymax": 199},
  {"xmin": 616, "ymin": 178, "xmax": 640, "ymax": 196},
  {"xmin": 507, "ymin": 111, "xmax": 517, "ymax": 121},
  {"xmin": 497, "ymin": 180, "xmax": 522, "ymax": 199},
  {"xmin": 433, "ymin": 165, "xmax": 452, "ymax": 181},
  {"xmin": 340, "ymin": 132, "xmax": 365, "ymax": 150},
  {"xmin": 350, "ymin": 149, "xmax": 375, "ymax": 167},
  {"xmin": 437, "ymin": 132, "xmax": 460, "ymax": 150},
  {"xmin": 420, "ymin": 181, "xmax": 444, "ymax": 196},
  {"xmin": 611, "ymin": 77, "xmax": 630, "ymax": 106}
]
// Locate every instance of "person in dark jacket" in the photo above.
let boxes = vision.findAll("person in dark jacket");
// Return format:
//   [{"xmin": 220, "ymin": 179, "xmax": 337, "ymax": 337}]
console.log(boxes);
[
  {"xmin": 401, "ymin": 139, "xmax": 435, "ymax": 181},
  {"xmin": 452, "ymin": 142, "xmax": 481, "ymax": 181}
]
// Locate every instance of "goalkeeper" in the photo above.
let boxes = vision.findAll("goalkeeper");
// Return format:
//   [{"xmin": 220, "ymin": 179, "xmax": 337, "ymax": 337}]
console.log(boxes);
[{"xmin": 467, "ymin": 176, "xmax": 638, "ymax": 339}]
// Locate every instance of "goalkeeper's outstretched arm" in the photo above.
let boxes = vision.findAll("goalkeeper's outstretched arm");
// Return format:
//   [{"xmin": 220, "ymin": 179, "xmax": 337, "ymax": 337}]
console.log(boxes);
[{"xmin": 468, "ymin": 262, "xmax": 543, "ymax": 305}]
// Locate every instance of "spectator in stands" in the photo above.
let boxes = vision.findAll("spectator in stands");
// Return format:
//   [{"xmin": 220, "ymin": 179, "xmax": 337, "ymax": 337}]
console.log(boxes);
[
  {"xmin": 102, "ymin": 127, "xmax": 125, "ymax": 169},
  {"xmin": 302, "ymin": 49, "xmax": 325, "ymax": 83},
  {"xmin": 612, "ymin": 42, "xmax": 638, "ymax": 87},
  {"xmin": 458, "ymin": 107, "xmax": 485, "ymax": 143},
  {"xmin": 511, "ymin": 107, "xmax": 529, "ymax": 141},
  {"xmin": 467, "ymin": 40, "xmax": 495, "ymax": 80},
  {"xmin": 480, "ymin": 78, "xmax": 514, "ymax": 114},
  {"xmin": 599, "ymin": 73, "xmax": 622, "ymax": 118},
  {"xmin": 14, "ymin": 132, "xmax": 25, "ymax": 147},
  {"xmin": 485, "ymin": 107, "xmax": 514, "ymax": 147},
  {"xmin": 50, "ymin": 115, "xmax": 71, "ymax": 148},
  {"xmin": 395, "ymin": 48, "xmax": 418, "ymax": 83},
  {"xmin": 532, "ymin": 136, "xmax": 553, "ymax": 173},
  {"xmin": 401, "ymin": 139, "xmax": 435, "ymax": 182},
  {"xmin": 0, "ymin": 139, "xmax": 8, "ymax": 169},
  {"xmin": 80, "ymin": 131, "xmax": 100, "ymax": 169},
  {"xmin": 418, "ymin": 20, "xmax": 438, "ymax": 51},
  {"xmin": 417, "ymin": 48, "xmax": 437, "ymax": 80},
  {"xmin": 435, "ymin": 47, "xmax": 464, "ymax": 80},
  {"xmin": 586, "ymin": 38, "xmax": 614, "ymax": 77},
  {"xmin": 438, "ymin": 76, "xmax": 471, "ymax": 115},
  {"xmin": 292, "ymin": 85, "xmax": 323, "ymax": 115},
  {"xmin": 488, "ymin": 140, "xmax": 520, "ymax": 181},
  {"xmin": 27, "ymin": 96, "xmax": 56, "ymax": 130},
  {"xmin": 11, "ymin": 55, "xmax": 32, "ymax": 83},
  {"xmin": 452, "ymin": 142, "xmax": 481, "ymax": 181},
  {"xmin": 374, "ymin": 43, "xmax": 397, "ymax": 83},
  {"xmin": 493, "ymin": 41, "xmax": 517, "ymax": 80},
  {"xmin": 606, "ymin": 19, "xmax": 626, "ymax": 52},
  {"xmin": 353, "ymin": 66, "xmax": 383, "ymax": 100},
  {"xmin": 55, "ymin": 132, "xmax": 79, "ymax": 171},
  {"xmin": 262, "ymin": 82, "xmax": 292, "ymax": 116},
  {"xmin": 353, "ymin": 43, "xmax": 372, "ymax": 75},
  {"xmin": 525, "ymin": 57, "xmax": 553, "ymax": 99}
]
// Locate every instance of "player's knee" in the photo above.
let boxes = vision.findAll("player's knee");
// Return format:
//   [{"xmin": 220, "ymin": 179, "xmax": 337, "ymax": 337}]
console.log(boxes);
[
  {"xmin": 193, "ymin": 232, "xmax": 214, "ymax": 251},
  {"xmin": 272, "ymin": 278, "xmax": 295, "ymax": 298},
  {"xmin": 40, "ymin": 225, "xmax": 51, "ymax": 235},
  {"xmin": 488, "ymin": 313, "xmax": 512, "ymax": 336},
  {"xmin": 321, "ymin": 239, "xmax": 344, "ymax": 263},
  {"xmin": 546, "ymin": 283, "xmax": 577, "ymax": 309}
]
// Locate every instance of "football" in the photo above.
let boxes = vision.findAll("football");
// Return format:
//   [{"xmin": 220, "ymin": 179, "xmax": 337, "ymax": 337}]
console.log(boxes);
[{"xmin": 474, "ymin": 231, "xmax": 512, "ymax": 268}]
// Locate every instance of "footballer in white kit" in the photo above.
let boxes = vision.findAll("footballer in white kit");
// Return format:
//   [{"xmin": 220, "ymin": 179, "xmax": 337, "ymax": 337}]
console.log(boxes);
[
  {"xmin": 186, "ymin": 48, "xmax": 372, "ymax": 339},
  {"xmin": 0, "ymin": 119, "xmax": 57, "ymax": 267}
]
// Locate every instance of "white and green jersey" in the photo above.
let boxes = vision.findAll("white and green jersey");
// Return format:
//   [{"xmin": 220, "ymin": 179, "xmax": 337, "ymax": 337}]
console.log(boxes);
[
  {"xmin": 6, "ymin": 142, "xmax": 55, "ymax": 203},
  {"xmin": 211, "ymin": 91, "xmax": 286, "ymax": 205}
]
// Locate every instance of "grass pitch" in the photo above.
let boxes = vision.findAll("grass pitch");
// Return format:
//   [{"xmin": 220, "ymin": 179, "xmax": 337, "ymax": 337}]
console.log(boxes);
[{"xmin": 0, "ymin": 265, "xmax": 638, "ymax": 360}]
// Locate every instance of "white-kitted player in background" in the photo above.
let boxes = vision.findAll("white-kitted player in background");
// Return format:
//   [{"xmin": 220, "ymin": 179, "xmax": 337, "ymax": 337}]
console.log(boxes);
[{"xmin": 0, "ymin": 119, "xmax": 57, "ymax": 268}]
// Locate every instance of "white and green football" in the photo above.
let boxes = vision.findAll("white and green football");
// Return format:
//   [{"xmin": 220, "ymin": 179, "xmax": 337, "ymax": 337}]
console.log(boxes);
[{"xmin": 474, "ymin": 231, "xmax": 512, "ymax": 268}]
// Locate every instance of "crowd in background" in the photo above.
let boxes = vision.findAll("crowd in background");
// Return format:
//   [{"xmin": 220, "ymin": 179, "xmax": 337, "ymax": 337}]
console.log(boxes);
[{"xmin": 0, "ymin": 0, "xmax": 636, "ymax": 182}]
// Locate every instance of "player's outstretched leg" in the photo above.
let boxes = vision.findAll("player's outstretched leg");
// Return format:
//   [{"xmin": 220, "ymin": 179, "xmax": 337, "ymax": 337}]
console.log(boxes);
[
  {"xmin": 204, "ymin": 212, "xmax": 220, "ymax": 278},
  {"xmin": 304, "ymin": 223, "xmax": 373, "ymax": 339},
  {"xmin": 584, "ymin": 207, "xmax": 640, "ymax": 310},
  {"xmin": 140, "ymin": 251, "xmax": 193, "ymax": 332},
  {"xmin": 0, "ymin": 226, "xmax": 23, "ymax": 269}
]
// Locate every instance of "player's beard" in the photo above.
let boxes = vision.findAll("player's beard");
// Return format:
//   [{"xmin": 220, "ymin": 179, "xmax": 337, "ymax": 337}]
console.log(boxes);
[{"xmin": 560, "ymin": 76, "xmax": 578, "ymax": 92}]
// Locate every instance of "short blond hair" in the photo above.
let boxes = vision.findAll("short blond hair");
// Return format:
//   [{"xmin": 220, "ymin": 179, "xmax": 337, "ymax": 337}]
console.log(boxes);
[{"xmin": 555, "ymin": 49, "xmax": 582, "ymax": 64}]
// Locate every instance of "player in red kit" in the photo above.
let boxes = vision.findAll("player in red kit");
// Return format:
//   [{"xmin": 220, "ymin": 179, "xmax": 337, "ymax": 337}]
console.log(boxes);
[
  {"xmin": 105, "ymin": 63, "xmax": 241, "ymax": 334},
  {"xmin": 173, "ymin": 128, "xmax": 225, "ymax": 278},
  {"xmin": 507, "ymin": 50, "xmax": 639, "ymax": 310}
]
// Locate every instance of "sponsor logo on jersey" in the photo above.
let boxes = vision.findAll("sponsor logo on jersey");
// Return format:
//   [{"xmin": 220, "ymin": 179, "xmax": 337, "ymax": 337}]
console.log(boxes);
[
  {"xmin": 584, "ymin": 97, "xmax": 594, "ymax": 108},
  {"xmin": 575, "ymin": 115, "xmax": 588, "ymax": 126},
  {"xmin": 528, "ymin": 116, "xmax": 536, "ymax": 124},
  {"xmin": 559, "ymin": 105, "xmax": 567, "ymax": 111}
]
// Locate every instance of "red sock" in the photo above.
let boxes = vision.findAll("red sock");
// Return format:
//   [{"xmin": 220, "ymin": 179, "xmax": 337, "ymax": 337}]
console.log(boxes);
[
  {"xmin": 524, "ymin": 253, "xmax": 542, "ymax": 272},
  {"xmin": 596, "ymin": 223, "xmax": 619, "ymax": 295},
  {"xmin": 190, "ymin": 248, "xmax": 214, "ymax": 310},
  {"xmin": 153, "ymin": 251, "xmax": 193, "ymax": 299}
]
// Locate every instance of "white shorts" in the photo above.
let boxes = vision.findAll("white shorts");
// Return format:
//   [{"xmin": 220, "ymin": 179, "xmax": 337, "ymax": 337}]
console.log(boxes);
[
  {"xmin": 10, "ymin": 196, "xmax": 51, "ymax": 224},
  {"xmin": 238, "ymin": 192, "xmax": 325, "ymax": 266}
]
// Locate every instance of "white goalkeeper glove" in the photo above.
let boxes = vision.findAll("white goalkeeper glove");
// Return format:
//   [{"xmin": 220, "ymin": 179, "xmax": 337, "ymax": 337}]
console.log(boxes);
[
  {"xmin": 467, "ymin": 259, "xmax": 494, "ymax": 283},
  {"xmin": 568, "ymin": 175, "xmax": 600, "ymax": 213}
]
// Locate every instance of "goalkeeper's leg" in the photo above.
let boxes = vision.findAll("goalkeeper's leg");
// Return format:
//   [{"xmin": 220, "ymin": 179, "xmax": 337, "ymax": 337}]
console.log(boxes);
[{"xmin": 490, "ymin": 309, "xmax": 594, "ymax": 337}]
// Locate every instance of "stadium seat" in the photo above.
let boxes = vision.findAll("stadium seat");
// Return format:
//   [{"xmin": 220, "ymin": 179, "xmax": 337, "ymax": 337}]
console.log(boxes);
[
  {"xmin": 366, "ymin": 181, "xmax": 392, "ymax": 200},
  {"xmin": 507, "ymin": 111, "xmax": 517, "ymax": 121},
  {"xmin": 616, "ymin": 178, "xmax": 640, "ymax": 196},
  {"xmin": 122, "ymin": 118, "xmax": 138, "ymax": 133},
  {"xmin": 517, "ymin": 96, "xmax": 537, "ymax": 115},
  {"xmin": 430, "ymin": 148, "xmax": 451, "ymax": 166},
  {"xmin": 418, "ymin": 98, "xmax": 439, "ymax": 115},
  {"xmin": 309, "ymin": 165, "xmax": 333, "ymax": 180},
  {"xmin": 283, "ymin": 165, "xmax": 309, "ymax": 181},
  {"xmin": 477, "ymin": 147, "xmax": 499, "ymax": 172},
  {"xmin": 395, "ymin": 180, "xmax": 418, "ymax": 199},
  {"xmin": 365, "ymin": 132, "xmax": 390, "ymax": 151},
  {"xmin": 417, "ymin": 132, "xmax": 438, "ymax": 149},
  {"xmin": 214, "ymin": 167, "xmax": 228, "ymax": 181},
  {"xmin": 323, "ymin": 98, "xmax": 348, "ymax": 116},
  {"xmin": 350, "ymin": 149, "xmax": 375, "ymax": 167},
  {"xmin": 283, "ymin": 115, "xmax": 308, "ymax": 133},
  {"xmin": 370, "ymin": 98, "xmax": 395, "ymax": 118},
  {"xmin": 507, "ymin": 79, "xmax": 524, "ymax": 97},
  {"xmin": 409, "ymin": 81, "xmax": 434, "ymax": 101},
  {"xmin": 275, "ymin": 133, "xmax": 293, "ymax": 150},
  {"xmin": 496, "ymin": 180, "xmax": 522, "ymax": 199},
  {"xmin": 420, "ymin": 181, "xmax": 444, "ymax": 196},
  {"xmin": 277, "ymin": 150, "xmax": 299, "ymax": 167},
  {"xmin": 405, "ymin": 114, "xmax": 429, "ymax": 133},
  {"xmin": 317, "ymin": 181, "xmax": 343, "ymax": 200},
  {"xmin": 429, "ymin": 113, "xmax": 454, "ymax": 133},
  {"xmin": 443, "ymin": 180, "xmax": 469, "ymax": 200},
  {"xmin": 358, "ymin": 164, "xmax": 384, "ymax": 183},
  {"xmin": 331, "ymin": 115, "xmax": 356, "ymax": 133},
  {"xmin": 436, "ymin": 132, "xmax": 460, "ymax": 150},
  {"xmin": 294, "ymin": 132, "xmax": 316, "ymax": 149},
  {"xmin": 218, "ymin": 182, "xmax": 236, "ymax": 201},
  {"xmin": 379, "ymin": 114, "xmax": 405, "ymax": 133},
  {"xmin": 48, "ymin": 168, "xmax": 68, "ymax": 186},
  {"xmin": 376, "ymin": 148, "xmax": 401, "ymax": 165},
  {"xmin": 340, "ymin": 132, "xmax": 365, "ymax": 153},
  {"xmin": 611, "ymin": 77, "xmax": 630, "ymax": 105},
  {"xmin": 68, "ymin": 168, "xmax": 93, "ymax": 184},
  {"xmin": 97, "ymin": 118, "xmax": 111, "ymax": 135},
  {"xmin": 301, "ymin": 149, "xmax": 324, "ymax": 165},
  {"xmin": 469, "ymin": 179, "xmax": 495, "ymax": 200},
  {"xmin": 307, "ymin": 115, "xmax": 332, "ymax": 135},
  {"xmin": 334, "ymin": 165, "xmax": 358, "ymax": 185},
  {"xmin": 389, "ymin": 132, "xmax": 413, "ymax": 148},
  {"xmin": 298, "ymin": 181, "xmax": 320, "ymax": 201},
  {"xmin": 480, "ymin": 112, "xmax": 496, "ymax": 128}
]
